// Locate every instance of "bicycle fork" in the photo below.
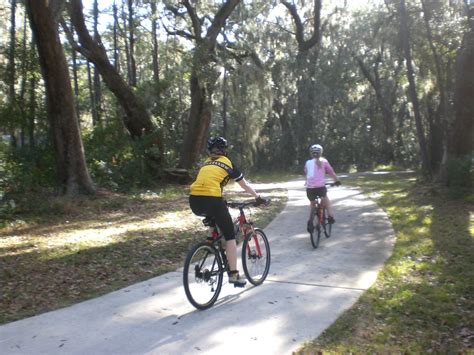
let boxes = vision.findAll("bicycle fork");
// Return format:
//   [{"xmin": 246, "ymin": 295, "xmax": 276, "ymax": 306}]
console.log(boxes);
[{"xmin": 243, "ymin": 223, "xmax": 262, "ymax": 259}]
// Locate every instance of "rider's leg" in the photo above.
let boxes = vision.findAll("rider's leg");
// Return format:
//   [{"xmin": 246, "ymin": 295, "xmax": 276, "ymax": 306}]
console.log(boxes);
[
  {"xmin": 308, "ymin": 200, "xmax": 316, "ymax": 220},
  {"xmin": 322, "ymin": 196, "xmax": 335, "ymax": 222},
  {"xmin": 213, "ymin": 202, "xmax": 246, "ymax": 286},
  {"xmin": 322, "ymin": 196, "xmax": 333, "ymax": 216},
  {"xmin": 307, "ymin": 200, "xmax": 317, "ymax": 232},
  {"xmin": 226, "ymin": 239, "xmax": 238, "ymax": 270},
  {"xmin": 225, "ymin": 240, "xmax": 246, "ymax": 286}
]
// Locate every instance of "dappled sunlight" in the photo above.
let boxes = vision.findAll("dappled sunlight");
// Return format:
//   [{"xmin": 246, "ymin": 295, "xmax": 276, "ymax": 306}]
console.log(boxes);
[
  {"xmin": 355, "ymin": 269, "xmax": 379, "ymax": 289},
  {"xmin": 1, "ymin": 209, "xmax": 200, "ymax": 259},
  {"xmin": 470, "ymin": 211, "xmax": 474, "ymax": 238}
]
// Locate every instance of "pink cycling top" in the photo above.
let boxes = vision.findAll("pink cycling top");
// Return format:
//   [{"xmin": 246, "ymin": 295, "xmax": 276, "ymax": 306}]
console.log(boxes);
[{"xmin": 304, "ymin": 158, "xmax": 336, "ymax": 188}]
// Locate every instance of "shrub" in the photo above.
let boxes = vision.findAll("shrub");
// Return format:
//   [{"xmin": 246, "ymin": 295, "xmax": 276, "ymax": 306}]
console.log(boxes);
[{"xmin": 447, "ymin": 155, "xmax": 473, "ymax": 190}]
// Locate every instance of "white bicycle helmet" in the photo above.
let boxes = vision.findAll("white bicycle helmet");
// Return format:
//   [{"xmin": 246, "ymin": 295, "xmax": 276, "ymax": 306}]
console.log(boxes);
[{"xmin": 309, "ymin": 144, "xmax": 323, "ymax": 155}]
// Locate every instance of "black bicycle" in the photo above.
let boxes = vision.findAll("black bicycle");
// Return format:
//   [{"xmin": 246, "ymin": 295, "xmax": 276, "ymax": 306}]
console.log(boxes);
[
  {"xmin": 183, "ymin": 200, "xmax": 271, "ymax": 310},
  {"xmin": 308, "ymin": 182, "xmax": 337, "ymax": 248}
]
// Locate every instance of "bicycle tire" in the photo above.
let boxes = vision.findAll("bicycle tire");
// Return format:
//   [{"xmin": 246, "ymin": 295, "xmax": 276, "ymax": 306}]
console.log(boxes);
[
  {"xmin": 183, "ymin": 242, "xmax": 223, "ymax": 310},
  {"xmin": 242, "ymin": 228, "xmax": 271, "ymax": 285},
  {"xmin": 311, "ymin": 224, "xmax": 321, "ymax": 248},
  {"xmin": 323, "ymin": 208, "xmax": 332, "ymax": 238},
  {"xmin": 310, "ymin": 209, "xmax": 321, "ymax": 248}
]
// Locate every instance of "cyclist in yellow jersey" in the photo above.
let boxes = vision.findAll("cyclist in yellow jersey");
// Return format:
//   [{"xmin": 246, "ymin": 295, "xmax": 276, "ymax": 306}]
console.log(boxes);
[{"xmin": 189, "ymin": 137, "xmax": 267, "ymax": 287}]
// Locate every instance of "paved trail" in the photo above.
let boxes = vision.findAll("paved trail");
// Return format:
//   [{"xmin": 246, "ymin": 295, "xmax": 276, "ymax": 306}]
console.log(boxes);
[{"xmin": 0, "ymin": 180, "xmax": 395, "ymax": 355}]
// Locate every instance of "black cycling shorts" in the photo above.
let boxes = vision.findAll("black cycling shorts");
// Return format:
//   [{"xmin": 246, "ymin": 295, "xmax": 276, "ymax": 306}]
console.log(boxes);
[
  {"xmin": 189, "ymin": 195, "xmax": 235, "ymax": 241},
  {"xmin": 306, "ymin": 187, "xmax": 327, "ymax": 201}
]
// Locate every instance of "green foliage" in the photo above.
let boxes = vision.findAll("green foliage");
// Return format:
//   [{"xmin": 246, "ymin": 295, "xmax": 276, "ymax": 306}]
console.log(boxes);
[
  {"xmin": 0, "ymin": 140, "xmax": 56, "ymax": 194},
  {"xmin": 83, "ymin": 122, "xmax": 160, "ymax": 190},
  {"xmin": 447, "ymin": 155, "xmax": 473, "ymax": 189},
  {"xmin": 0, "ymin": 139, "xmax": 56, "ymax": 225}
]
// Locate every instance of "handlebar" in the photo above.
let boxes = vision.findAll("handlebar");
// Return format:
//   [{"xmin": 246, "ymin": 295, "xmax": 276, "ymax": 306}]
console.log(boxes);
[
  {"xmin": 325, "ymin": 181, "xmax": 341, "ymax": 187},
  {"xmin": 227, "ymin": 199, "xmax": 271, "ymax": 209}
]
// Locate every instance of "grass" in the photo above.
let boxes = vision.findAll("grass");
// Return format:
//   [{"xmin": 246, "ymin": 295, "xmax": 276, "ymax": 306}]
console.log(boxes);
[
  {"xmin": 296, "ymin": 172, "xmax": 473, "ymax": 353},
  {"xmin": 0, "ymin": 180, "xmax": 288, "ymax": 325},
  {"xmin": 2, "ymin": 171, "xmax": 473, "ymax": 352}
]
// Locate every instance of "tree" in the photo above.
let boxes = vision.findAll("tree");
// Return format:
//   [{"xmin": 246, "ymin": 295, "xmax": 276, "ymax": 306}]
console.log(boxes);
[
  {"xmin": 64, "ymin": 0, "xmax": 163, "ymax": 161},
  {"xmin": 399, "ymin": 0, "xmax": 432, "ymax": 179},
  {"xmin": 448, "ymin": 2, "xmax": 473, "ymax": 186},
  {"xmin": 165, "ymin": 0, "xmax": 241, "ymax": 169},
  {"xmin": 24, "ymin": 0, "xmax": 95, "ymax": 195},
  {"xmin": 6, "ymin": 0, "xmax": 17, "ymax": 147},
  {"xmin": 281, "ymin": 0, "xmax": 323, "ymax": 163},
  {"xmin": 350, "ymin": 6, "xmax": 403, "ymax": 165}
]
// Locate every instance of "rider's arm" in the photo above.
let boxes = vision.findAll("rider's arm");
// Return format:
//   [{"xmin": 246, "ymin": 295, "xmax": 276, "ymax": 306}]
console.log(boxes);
[
  {"xmin": 325, "ymin": 160, "xmax": 340, "ymax": 182},
  {"xmin": 237, "ymin": 178, "xmax": 259, "ymax": 199}
]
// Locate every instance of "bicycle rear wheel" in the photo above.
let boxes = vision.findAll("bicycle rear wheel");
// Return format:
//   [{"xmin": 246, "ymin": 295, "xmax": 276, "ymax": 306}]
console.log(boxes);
[
  {"xmin": 242, "ymin": 228, "xmax": 270, "ymax": 285},
  {"xmin": 323, "ymin": 208, "xmax": 332, "ymax": 238},
  {"xmin": 310, "ymin": 209, "xmax": 321, "ymax": 248},
  {"xmin": 183, "ymin": 242, "xmax": 223, "ymax": 310},
  {"xmin": 310, "ymin": 223, "xmax": 321, "ymax": 248}
]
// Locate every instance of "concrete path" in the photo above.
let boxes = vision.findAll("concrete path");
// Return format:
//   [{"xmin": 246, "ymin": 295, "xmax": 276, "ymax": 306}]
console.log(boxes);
[{"xmin": 0, "ymin": 179, "xmax": 395, "ymax": 355}]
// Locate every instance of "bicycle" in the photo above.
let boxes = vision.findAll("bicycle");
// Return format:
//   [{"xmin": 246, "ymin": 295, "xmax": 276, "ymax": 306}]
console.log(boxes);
[
  {"xmin": 307, "ymin": 182, "xmax": 337, "ymax": 249},
  {"xmin": 183, "ymin": 199, "xmax": 271, "ymax": 310}
]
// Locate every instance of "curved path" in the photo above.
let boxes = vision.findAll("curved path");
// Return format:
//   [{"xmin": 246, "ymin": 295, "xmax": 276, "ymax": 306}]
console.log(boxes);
[{"xmin": 0, "ymin": 180, "xmax": 395, "ymax": 354}]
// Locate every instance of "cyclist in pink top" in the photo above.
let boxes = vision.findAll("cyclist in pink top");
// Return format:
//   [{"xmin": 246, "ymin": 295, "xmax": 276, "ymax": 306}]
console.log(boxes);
[{"xmin": 304, "ymin": 144, "xmax": 341, "ymax": 231}]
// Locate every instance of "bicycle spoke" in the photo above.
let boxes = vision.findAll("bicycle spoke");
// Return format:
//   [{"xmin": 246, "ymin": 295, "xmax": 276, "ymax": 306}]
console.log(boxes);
[
  {"xmin": 323, "ymin": 208, "xmax": 332, "ymax": 238},
  {"xmin": 183, "ymin": 243, "xmax": 223, "ymax": 310},
  {"xmin": 242, "ymin": 228, "xmax": 270, "ymax": 285}
]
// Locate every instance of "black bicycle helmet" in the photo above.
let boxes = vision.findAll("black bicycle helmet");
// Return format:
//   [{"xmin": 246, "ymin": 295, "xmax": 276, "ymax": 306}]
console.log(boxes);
[{"xmin": 207, "ymin": 136, "xmax": 228, "ymax": 152}]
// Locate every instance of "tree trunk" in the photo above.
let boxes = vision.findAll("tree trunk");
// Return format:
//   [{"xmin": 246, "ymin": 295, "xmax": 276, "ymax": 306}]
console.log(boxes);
[
  {"xmin": 399, "ymin": 0, "xmax": 432, "ymax": 179},
  {"xmin": 282, "ymin": 0, "xmax": 322, "ymax": 164},
  {"xmin": 178, "ymin": 0, "xmax": 240, "ymax": 169},
  {"xmin": 25, "ymin": 0, "xmax": 95, "ymax": 195},
  {"xmin": 127, "ymin": 0, "xmax": 137, "ymax": 87},
  {"xmin": 179, "ymin": 66, "xmax": 214, "ymax": 168},
  {"xmin": 449, "ymin": 4, "xmax": 474, "ymax": 159},
  {"xmin": 222, "ymin": 65, "xmax": 228, "ymax": 137},
  {"xmin": 67, "ymin": 0, "xmax": 160, "ymax": 141},
  {"xmin": 150, "ymin": 1, "xmax": 160, "ymax": 84},
  {"xmin": 87, "ymin": 61, "xmax": 98, "ymax": 125},
  {"xmin": 92, "ymin": 0, "xmax": 102, "ymax": 124},
  {"xmin": 355, "ymin": 55, "xmax": 396, "ymax": 164},
  {"xmin": 71, "ymin": 34, "xmax": 80, "ymax": 103},
  {"xmin": 7, "ymin": 0, "xmax": 17, "ymax": 148},
  {"xmin": 113, "ymin": 0, "xmax": 119, "ymax": 71},
  {"xmin": 421, "ymin": 0, "xmax": 448, "ymax": 177},
  {"xmin": 19, "ymin": 12, "xmax": 28, "ymax": 147},
  {"xmin": 28, "ymin": 72, "xmax": 36, "ymax": 148},
  {"xmin": 274, "ymin": 96, "xmax": 296, "ymax": 169}
]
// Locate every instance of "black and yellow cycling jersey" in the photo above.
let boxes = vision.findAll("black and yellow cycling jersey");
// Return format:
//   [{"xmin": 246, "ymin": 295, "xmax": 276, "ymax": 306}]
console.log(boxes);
[{"xmin": 190, "ymin": 155, "xmax": 244, "ymax": 197}]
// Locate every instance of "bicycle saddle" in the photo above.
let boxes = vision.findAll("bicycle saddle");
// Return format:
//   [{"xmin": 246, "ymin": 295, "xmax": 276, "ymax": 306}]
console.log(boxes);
[{"xmin": 202, "ymin": 217, "xmax": 216, "ymax": 227}]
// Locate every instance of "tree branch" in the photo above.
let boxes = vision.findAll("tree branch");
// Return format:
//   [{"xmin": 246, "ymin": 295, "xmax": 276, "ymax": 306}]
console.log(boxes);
[
  {"xmin": 281, "ymin": 0, "xmax": 304, "ymax": 43},
  {"xmin": 182, "ymin": 0, "xmax": 202, "ymax": 40},
  {"xmin": 59, "ymin": 17, "xmax": 90, "ymax": 58},
  {"xmin": 206, "ymin": 0, "xmax": 240, "ymax": 43},
  {"xmin": 162, "ymin": 22, "xmax": 196, "ymax": 41},
  {"xmin": 281, "ymin": 0, "xmax": 322, "ymax": 51}
]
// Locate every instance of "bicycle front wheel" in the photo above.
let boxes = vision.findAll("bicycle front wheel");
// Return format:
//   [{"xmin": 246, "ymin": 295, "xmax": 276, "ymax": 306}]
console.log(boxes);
[
  {"xmin": 183, "ymin": 242, "xmax": 223, "ymax": 310},
  {"xmin": 242, "ymin": 228, "xmax": 271, "ymax": 285},
  {"xmin": 323, "ymin": 208, "xmax": 332, "ymax": 238}
]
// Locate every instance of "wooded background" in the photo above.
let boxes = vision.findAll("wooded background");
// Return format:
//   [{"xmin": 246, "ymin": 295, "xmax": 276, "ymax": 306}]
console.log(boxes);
[{"xmin": 0, "ymin": 0, "xmax": 472, "ymax": 197}]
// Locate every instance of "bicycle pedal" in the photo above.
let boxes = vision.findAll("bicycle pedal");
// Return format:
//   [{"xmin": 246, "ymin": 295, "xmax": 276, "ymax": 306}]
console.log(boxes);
[{"xmin": 233, "ymin": 283, "xmax": 246, "ymax": 288}]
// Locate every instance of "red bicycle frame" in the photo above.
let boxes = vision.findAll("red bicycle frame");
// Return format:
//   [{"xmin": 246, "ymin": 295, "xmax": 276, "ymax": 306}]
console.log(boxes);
[{"xmin": 235, "ymin": 209, "xmax": 263, "ymax": 257}]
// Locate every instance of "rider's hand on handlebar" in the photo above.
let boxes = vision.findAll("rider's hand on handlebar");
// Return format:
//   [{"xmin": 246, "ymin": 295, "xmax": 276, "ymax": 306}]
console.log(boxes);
[
  {"xmin": 334, "ymin": 180, "xmax": 341, "ymax": 186},
  {"xmin": 255, "ymin": 196, "xmax": 270, "ymax": 206}
]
